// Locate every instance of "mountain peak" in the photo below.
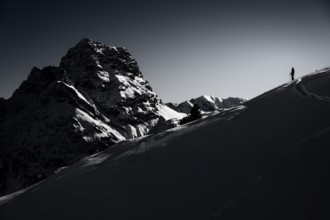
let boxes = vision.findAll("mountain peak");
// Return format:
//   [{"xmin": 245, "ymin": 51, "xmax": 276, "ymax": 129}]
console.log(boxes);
[
  {"xmin": 60, "ymin": 38, "xmax": 141, "ymax": 85},
  {"xmin": 0, "ymin": 39, "xmax": 186, "ymax": 196},
  {"xmin": 77, "ymin": 37, "xmax": 94, "ymax": 45},
  {"xmin": 73, "ymin": 38, "xmax": 115, "ymax": 52}
]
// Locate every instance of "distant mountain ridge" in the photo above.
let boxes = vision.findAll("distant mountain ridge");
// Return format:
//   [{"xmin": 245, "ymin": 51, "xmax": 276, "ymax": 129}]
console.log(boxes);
[{"xmin": 166, "ymin": 95, "xmax": 247, "ymax": 114}]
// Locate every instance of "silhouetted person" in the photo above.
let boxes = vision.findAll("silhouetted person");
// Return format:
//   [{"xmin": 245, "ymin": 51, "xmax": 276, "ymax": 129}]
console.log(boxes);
[{"xmin": 290, "ymin": 67, "xmax": 295, "ymax": 80}]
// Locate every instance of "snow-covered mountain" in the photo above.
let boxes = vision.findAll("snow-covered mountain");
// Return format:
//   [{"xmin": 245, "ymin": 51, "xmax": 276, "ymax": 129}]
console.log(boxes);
[
  {"xmin": 0, "ymin": 38, "xmax": 185, "ymax": 195},
  {"xmin": 166, "ymin": 95, "xmax": 247, "ymax": 113},
  {"xmin": 1, "ymin": 67, "xmax": 330, "ymax": 220}
]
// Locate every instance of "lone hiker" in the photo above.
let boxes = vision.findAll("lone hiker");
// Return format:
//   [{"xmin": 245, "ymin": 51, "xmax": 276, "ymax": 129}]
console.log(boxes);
[{"xmin": 290, "ymin": 67, "xmax": 295, "ymax": 81}]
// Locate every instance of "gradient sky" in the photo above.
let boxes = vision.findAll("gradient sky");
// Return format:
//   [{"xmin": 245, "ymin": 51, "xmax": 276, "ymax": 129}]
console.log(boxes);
[{"xmin": 1, "ymin": 0, "xmax": 330, "ymax": 102}]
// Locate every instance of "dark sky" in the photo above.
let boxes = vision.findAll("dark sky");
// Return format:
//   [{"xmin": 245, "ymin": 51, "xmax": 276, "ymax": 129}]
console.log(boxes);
[{"xmin": 1, "ymin": 0, "xmax": 330, "ymax": 102}]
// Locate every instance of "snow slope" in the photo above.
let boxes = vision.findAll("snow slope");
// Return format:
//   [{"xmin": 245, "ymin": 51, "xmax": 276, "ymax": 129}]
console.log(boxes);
[{"xmin": 1, "ymin": 68, "xmax": 330, "ymax": 219}]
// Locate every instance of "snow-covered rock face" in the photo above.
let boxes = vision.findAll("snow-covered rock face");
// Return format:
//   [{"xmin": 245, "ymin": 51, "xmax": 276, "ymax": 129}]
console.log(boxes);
[
  {"xmin": 166, "ymin": 95, "xmax": 247, "ymax": 113},
  {"xmin": 221, "ymin": 97, "xmax": 247, "ymax": 108},
  {"xmin": 59, "ymin": 38, "xmax": 184, "ymax": 138},
  {"xmin": 60, "ymin": 38, "xmax": 142, "ymax": 84},
  {"xmin": 192, "ymin": 95, "xmax": 222, "ymax": 112},
  {"xmin": 0, "ymin": 38, "xmax": 184, "ymax": 196}
]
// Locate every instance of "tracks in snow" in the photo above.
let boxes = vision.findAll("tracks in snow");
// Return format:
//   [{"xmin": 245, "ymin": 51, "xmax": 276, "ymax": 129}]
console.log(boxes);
[{"xmin": 294, "ymin": 77, "xmax": 330, "ymax": 102}]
